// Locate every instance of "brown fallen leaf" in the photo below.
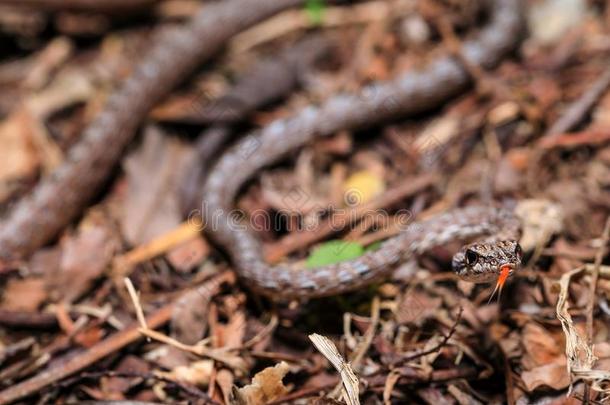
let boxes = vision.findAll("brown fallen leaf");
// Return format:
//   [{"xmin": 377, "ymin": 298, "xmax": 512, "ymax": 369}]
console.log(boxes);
[
  {"xmin": 396, "ymin": 289, "xmax": 442, "ymax": 326},
  {"xmin": 120, "ymin": 126, "xmax": 206, "ymax": 272},
  {"xmin": 233, "ymin": 361, "xmax": 290, "ymax": 405},
  {"xmin": 73, "ymin": 325, "xmax": 105, "ymax": 348},
  {"xmin": 492, "ymin": 327, "xmax": 522, "ymax": 360},
  {"xmin": 506, "ymin": 147, "xmax": 531, "ymax": 172},
  {"xmin": 487, "ymin": 101, "xmax": 520, "ymax": 126},
  {"xmin": 101, "ymin": 355, "xmax": 150, "ymax": 397},
  {"xmin": 1, "ymin": 277, "xmax": 47, "ymax": 311},
  {"xmin": 521, "ymin": 322, "xmax": 566, "ymax": 368},
  {"xmin": 413, "ymin": 116, "xmax": 459, "ymax": 157},
  {"xmin": 213, "ymin": 312, "xmax": 246, "ymax": 350},
  {"xmin": 521, "ymin": 362, "xmax": 570, "ymax": 391},
  {"xmin": 79, "ymin": 385, "xmax": 123, "ymax": 402},
  {"xmin": 170, "ymin": 272, "xmax": 234, "ymax": 346},
  {"xmin": 171, "ymin": 285, "xmax": 215, "ymax": 345},
  {"xmin": 48, "ymin": 216, "xmax": 119, "ymax": 303},
  {"xmin": 121, "ymin": 126, "xmax": 195, "ymax": 246}
]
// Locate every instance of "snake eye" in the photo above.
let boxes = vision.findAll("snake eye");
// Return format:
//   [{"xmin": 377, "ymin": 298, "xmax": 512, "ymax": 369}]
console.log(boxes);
[
  {"xmin": 465, "ymin": 249, "xmax": 478, "ymax": 265},
  {"xmin": 515, "ymin": 244, "xmax": 523, "ymax": 258}
]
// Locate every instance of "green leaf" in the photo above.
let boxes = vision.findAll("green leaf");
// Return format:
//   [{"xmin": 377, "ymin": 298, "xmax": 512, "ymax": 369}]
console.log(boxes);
[
  {"xmin": 305, "ymin": 0, "xmax": 325, "ymax": 25},
  {"xmin": 365, "ymin": 241, "xmax": 382, "ymax": 252},
  {"xmin": 306, "ymin": 240, "xmax": 364, "ymax": 268}
]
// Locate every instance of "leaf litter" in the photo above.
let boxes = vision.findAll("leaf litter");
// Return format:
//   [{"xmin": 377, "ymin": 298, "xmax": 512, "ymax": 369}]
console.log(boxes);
[{"xmin": 1, "ymin": 0, "xmax": 610, "ymax": 404}]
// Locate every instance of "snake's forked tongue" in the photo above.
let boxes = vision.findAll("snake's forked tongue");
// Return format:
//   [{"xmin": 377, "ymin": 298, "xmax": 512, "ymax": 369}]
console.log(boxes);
[{"xmin": 487, "ymin": 265, "xmax": 511, "ymax": 304}]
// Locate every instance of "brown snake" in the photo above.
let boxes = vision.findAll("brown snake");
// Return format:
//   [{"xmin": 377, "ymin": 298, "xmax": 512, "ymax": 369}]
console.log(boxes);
[
  {"xmin": 202, "ymin": 0, "xmax": 524, "ymax": 299},
  {"xmin": 0, "ymin": 0, "xmax": 525, "ymax": 299}
]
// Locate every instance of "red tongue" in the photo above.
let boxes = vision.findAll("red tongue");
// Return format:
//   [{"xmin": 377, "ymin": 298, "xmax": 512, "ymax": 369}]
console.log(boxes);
[
  {"xmin": 488, "ymin": 265, "xmax": 511, "ymax": 304},
  {"xmin": 497, "ymin": 265, "xmax": 511, "ymax": 289}
]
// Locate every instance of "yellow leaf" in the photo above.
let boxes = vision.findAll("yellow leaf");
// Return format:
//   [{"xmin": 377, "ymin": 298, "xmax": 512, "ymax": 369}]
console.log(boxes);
[{"xmin": 343, "ymin": 170, "xmax": 385, "ymax": 206}]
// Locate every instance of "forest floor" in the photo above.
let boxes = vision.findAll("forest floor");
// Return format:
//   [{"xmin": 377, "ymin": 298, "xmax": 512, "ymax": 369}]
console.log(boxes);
[{"xmin": 0, "ymin": 0, "xmax": 609, "ymax": 404}]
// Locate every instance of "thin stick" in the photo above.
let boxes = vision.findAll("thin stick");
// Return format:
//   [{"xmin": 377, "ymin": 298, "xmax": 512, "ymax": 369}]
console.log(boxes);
[{"xmin": 124, "ymin": 278, "xmax": 148, "ymax": 329}]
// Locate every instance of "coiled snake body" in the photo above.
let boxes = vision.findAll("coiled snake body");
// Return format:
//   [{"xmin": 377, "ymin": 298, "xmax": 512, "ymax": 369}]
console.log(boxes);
[
  {"xmin": 0, "ymin": 0, "xmax": 525, "ymax": 300},
  {"xmin": 203, "ymin": 0, "xmax": 524, "ymax": 299}
]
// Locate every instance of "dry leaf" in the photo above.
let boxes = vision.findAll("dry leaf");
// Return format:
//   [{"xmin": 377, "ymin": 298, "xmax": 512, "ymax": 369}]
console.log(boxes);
[
  {"xmin": 522, "ymin": 323, "xmax": 565, "ymax": 368},
  {"xmin": 159, "ymin": 360, "xmax": 214, "ymax": 387},
  {"xmin": 121, "ymin": 126, "xmax": 195, "ymax": 246},
  {"xmin": 171, "ymin": 287, "xmax": 212, "ymax": 345},
  {"xmin": 73, "ymin": 326, "xmax": 105, "ymax": 348},
  {"xmin": 102, "ymin": 355, "xmax": 150, "ymax": 395},
  {"xmin": 1, "ymin": 277, "xmax": 47, "ymax": 311},
  {"xmin": 556, "ymin": 267, "xmax": 610, "ymax": 397},
  {"xmin": 171, "ymin": 273, "xmax": 230, "ymax": 344},
  {"xmin": 309, "ymin": 333, "xmax": 360, "ymax": 405},
  {"xmin": 396, "ymin": 290, "xmax": 442, "ymax": 325},
  {"xmin": 515, "ymin": 199, "xmax": 564, "ymax": 251},
  {"xmin": 521, "ymin": 363, "xmax": 570, "ymax": 391},
  {"xmin": 50, "ymin": 220, "xmax": 119, "ymax": 303},
  {"xmin": 494, "ymin": 156, "xmax": 521, "ymax": 192},
  {"xmin": 214, "ymin": 312, "xmax": 247, "ymax": 350},
  {"xmin": 234, "ymin": 361, "xmax": 290, "ymax": 405}
]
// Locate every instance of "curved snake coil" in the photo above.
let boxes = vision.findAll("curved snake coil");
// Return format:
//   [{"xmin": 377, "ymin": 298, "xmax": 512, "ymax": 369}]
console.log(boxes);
[{"xmin": 202, "ymin": 0, "xmax": 524, "ymax": 299}]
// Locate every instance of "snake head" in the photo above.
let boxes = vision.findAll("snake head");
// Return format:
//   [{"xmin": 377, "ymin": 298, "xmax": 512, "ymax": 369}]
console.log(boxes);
[{"xmin": 452, "ymin": 240, "xmax": 523, "ymax": 283}]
